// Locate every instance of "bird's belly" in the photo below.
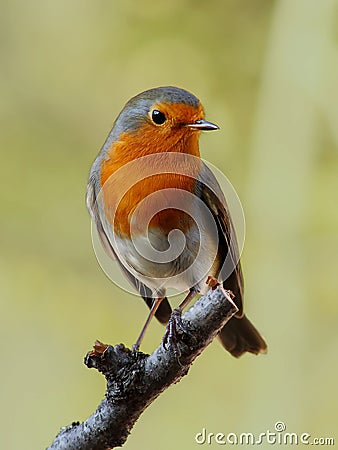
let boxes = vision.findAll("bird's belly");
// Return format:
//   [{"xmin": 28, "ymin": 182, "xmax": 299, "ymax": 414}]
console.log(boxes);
[{"xmin": 113, "ymin": 220, "xmax": 220, "ymax": 296}]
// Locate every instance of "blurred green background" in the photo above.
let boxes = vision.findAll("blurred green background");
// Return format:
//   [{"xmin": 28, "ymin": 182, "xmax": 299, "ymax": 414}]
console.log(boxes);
[{"xmin": 1, "ymin": 1, "xmax": 337, "ymax": 449}]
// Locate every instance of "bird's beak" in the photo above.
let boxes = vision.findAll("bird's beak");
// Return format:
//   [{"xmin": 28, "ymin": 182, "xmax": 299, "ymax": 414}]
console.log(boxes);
[{"xmin": 186, "ymin": 119, "xmax": 219, "ymax": 131}]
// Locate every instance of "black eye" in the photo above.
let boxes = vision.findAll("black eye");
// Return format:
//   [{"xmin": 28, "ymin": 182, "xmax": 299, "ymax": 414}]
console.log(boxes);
[{"xmin": 151, "ymin": 109, "xmax": 166, "ymax": 125}]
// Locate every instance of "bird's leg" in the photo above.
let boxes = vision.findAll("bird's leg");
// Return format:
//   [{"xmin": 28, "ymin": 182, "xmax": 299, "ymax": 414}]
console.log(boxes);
[
  {"xmin": 162, "ymin": 288, "xmax": 198, "ymax": 351},
  {"xmin": 132, "ymin": 297, "xmax": 163, "ymax": 352}
]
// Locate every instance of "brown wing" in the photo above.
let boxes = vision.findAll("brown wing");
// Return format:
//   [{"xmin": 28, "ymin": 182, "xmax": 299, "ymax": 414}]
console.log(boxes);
[
  {"xmin": 196, "ymin": 164, "xmax": 244, "ymax": 317},
  {"xmin": 196, "ymin": 164, "xmax": 267, "ymax": 357}
]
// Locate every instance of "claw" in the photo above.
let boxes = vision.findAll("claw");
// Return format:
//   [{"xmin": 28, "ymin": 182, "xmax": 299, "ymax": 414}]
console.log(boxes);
[
  {"xmin": 162, "ymin": 308, "xmax": 191, "ymax": 357},
  {"xmin": 131, "ymin": 343, "xmax": 139, "ymax": 353},
  {"xmin": 162, "ymin": 317, "xmax": 176, "ymax": 351}
]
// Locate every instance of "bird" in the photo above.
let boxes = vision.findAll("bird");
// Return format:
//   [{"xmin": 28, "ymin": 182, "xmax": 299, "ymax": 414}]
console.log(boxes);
[{"xmin": 86, "ymin": 86, "xmax": 267, "ymax": 357}]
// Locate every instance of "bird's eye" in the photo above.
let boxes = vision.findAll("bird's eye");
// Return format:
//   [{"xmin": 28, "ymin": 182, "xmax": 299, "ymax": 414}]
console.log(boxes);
[{"xmin": 151, "ymin": 109, "xmax": 166, "ymax": 125}]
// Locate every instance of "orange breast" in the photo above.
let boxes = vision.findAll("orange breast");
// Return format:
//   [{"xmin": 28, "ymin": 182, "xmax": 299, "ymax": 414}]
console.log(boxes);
[{"xmin": 99, "ymin": 126, "xmax": 201, "ymax": 237}]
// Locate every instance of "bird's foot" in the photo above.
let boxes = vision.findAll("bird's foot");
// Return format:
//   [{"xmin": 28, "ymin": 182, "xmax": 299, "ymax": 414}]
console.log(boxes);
[
  {"xmin": 131, "ymin": 343, "xmax": 139, "ymax": 353},
  {"xmin": 206, "ymin": 275, "xmax": 220, "ymax": 290},
  {"xmin": 162, "ymin": 308, "xmax": 190, "ymax": 358}
]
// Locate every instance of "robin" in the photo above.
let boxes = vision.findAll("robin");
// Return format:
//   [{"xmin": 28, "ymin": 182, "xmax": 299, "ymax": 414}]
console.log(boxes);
[{"xmin": 86, "ymin": 86, "xmax": 267, "ymax": 357}]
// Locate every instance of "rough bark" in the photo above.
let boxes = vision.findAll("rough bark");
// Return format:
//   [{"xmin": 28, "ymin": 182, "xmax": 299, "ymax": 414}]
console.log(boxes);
[{"xmin": 47, "ymin": 286, "xmax": 238, "ymax": 450}]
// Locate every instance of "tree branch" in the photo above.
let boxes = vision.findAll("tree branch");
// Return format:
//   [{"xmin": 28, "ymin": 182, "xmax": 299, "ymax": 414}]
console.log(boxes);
[{"xmin": 47, "ymin": 286, "xmax": 238, "ymax": 450}]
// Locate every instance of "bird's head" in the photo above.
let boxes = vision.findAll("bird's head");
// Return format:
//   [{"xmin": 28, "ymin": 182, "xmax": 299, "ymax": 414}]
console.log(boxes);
[{"xmin": 107, "ymin": 86, "xmax": 219, "ymax": 158}]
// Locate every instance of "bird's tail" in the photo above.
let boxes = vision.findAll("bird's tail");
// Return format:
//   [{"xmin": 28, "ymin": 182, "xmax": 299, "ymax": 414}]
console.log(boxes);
[{"xmin": 218, "ymin": 315, "xmax": 267, "ymax": 358}]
